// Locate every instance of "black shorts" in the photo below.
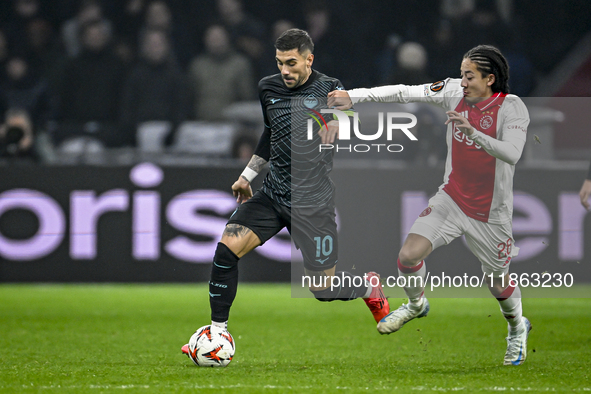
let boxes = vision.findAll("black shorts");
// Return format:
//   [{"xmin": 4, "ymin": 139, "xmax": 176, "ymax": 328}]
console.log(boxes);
[{"xmin": 227, "ymin": 190, "xmax": 338, "ymax": 271}]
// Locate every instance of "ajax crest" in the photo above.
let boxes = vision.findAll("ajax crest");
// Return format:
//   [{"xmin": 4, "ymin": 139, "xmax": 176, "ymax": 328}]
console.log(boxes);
[{"xmin": 480, "ymin": 115, "xmax": 493, "ymax": 130}]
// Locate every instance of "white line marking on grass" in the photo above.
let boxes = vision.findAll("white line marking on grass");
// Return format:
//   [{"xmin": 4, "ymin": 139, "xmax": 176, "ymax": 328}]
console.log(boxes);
[{"xmin": 8, "ymin": 385, "xmax": 590, "ymax": 391}]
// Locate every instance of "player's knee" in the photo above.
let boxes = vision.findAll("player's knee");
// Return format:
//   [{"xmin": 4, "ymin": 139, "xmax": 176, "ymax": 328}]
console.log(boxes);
[
  {"xmin": 398, "ymin": 248, "xmax": 421, "ymax": 267},
  {"xmin": 310, "ymin": 287, "xmax": 335, "ymax": 302},
  {"xmin": 399, "ymin": 234, "xmax": 432, "ymax": 266},
  {"xmin": 213, "ymin": 242, "xmax": 239, "ymax": 271}
]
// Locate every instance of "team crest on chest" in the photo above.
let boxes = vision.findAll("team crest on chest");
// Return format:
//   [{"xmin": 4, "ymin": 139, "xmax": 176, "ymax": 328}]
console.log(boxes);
[
  {"xmin": 480, "ymin": 115, "xmax": 494, "ymax": 130},
  {"xmin": 303, "ymin": 95, "xmax": 318, "ymax": 108}
]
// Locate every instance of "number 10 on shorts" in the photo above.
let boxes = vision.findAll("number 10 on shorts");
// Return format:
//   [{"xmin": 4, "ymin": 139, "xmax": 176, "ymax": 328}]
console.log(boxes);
[{"xmin": 314, "ymin": 236, "xmax": 333, "ymax": 258}]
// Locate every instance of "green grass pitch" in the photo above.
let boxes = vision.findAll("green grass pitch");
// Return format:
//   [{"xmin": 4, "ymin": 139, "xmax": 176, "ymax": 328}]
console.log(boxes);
[{"xmin": 1, "ymin": 284, "xmax": 590, "ymax": 393}]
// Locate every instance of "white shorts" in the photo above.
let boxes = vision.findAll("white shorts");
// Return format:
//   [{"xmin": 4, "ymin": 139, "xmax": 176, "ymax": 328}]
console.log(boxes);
[{"xmin": 409, "ymin": 191, "xmax": 519, "ymax": 277}]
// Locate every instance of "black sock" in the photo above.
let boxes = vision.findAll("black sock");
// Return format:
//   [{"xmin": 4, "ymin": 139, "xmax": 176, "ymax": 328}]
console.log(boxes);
[
  {"xmin": 209, "ymin": 242, "xmax": 239, "ymax": 322},
  {"xmin": 311, "ymin": 271, "xmax": 368, "ymax": 302}
]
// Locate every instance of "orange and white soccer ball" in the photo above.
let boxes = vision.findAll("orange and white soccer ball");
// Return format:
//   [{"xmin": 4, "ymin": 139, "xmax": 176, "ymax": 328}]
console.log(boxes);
[{"xmin": 186, "ymin": 325, "xmax": 235, "ymax": 367}]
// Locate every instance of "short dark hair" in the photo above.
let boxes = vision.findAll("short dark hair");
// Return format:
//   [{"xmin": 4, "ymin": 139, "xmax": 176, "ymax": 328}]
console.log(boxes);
[
  {"xmin": 275, "ymin": 28, "xmax": 314, "ymax": 54},
  {"xmin": 463, "ymin": 45, "xmax": 510, "ymax": 93}
]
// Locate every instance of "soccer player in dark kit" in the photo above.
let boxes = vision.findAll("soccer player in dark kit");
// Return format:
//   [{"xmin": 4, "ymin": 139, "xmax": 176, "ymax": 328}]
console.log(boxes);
[{"xmin": 182, "ymin": 29, "xmax": 389, "ymax": 358}]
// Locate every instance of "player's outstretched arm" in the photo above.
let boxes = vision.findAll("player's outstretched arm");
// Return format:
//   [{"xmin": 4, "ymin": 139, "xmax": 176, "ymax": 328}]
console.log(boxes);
[{"xmin": 233, "ymin": 154, "xmax": 267, "ymax": 204}]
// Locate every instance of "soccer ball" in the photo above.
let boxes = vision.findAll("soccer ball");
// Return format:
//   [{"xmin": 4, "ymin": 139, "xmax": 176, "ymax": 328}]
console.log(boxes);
[{"xmin": 186, "ymin": 325, "xmax": 235, "ymax": 367}]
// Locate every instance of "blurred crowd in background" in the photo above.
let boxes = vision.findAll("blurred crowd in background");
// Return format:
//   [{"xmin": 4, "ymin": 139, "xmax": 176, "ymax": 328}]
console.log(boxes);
[{"xmin": 0, "ymin": 0, "xmax": 589, "ymax": 164}]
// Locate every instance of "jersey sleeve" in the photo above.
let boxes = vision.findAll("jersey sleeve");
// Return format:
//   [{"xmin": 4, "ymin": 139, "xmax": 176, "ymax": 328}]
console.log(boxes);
[
  {"xmin": 253, "ymin": 127, "xmax": 271, "ymax": 161},
  {"xmin": 347, "ymin": 78, "xmax": 461, "ymax": 109},
  {"xmin": 333, "ymin": 78, "xmax": 348, "ymax": 93},
  {"xmin": 468, "ymin": 95, "xmax": 529, "ymax": 165},
  {"xmin": 254, "ymin": 80, "xmax": 271, "ymax": 161}
]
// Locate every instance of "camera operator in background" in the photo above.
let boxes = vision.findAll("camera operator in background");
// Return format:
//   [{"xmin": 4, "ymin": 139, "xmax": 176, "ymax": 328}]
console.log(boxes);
[
  {"xmin": 0, "ymin": 107, "xmax": 37, "ymax": 162},
  {"xmin": 0, "ymin": 54, "xmax": 57, "ymax": 163}
]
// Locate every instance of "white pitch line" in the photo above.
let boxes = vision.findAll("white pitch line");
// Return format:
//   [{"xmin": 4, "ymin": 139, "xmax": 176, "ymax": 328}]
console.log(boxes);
[{"xmin": 5, "ymin": 384, "xmax": 590, "ymax": 391}]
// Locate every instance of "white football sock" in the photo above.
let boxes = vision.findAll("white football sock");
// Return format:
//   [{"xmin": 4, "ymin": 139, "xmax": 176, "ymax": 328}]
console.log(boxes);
[
  {"xmin": 496, "ymin": 282, "xmax": 523, "ymax": 333},
  {"xmin": 398, "ymin": 259, "xmax": 426, "ymax": 310},
  {"xmin": 212, "ymin": 320, "xmax": 228, "ymax": 330}
]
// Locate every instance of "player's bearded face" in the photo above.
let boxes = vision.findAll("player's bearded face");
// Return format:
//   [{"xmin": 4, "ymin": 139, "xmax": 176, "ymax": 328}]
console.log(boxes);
[
  {"xmin": 276, "ymin": 49, "xmax": 313, "ymax": 89},
  {"xmin": 460, "ymin": 58, "xmax": 494, "ymax": 104}
]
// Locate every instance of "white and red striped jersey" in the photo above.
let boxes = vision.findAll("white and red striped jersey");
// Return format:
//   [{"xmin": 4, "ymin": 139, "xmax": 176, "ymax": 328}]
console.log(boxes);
[{"xmin": 348, "ymin": 78, "xmax": 529, "ymax": 224}]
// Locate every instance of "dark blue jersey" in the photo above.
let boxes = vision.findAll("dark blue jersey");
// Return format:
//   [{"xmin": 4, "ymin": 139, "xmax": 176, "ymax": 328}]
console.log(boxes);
[{"xmin": 255, "ymin": 70, "xmax": 346, "ymax": 208}]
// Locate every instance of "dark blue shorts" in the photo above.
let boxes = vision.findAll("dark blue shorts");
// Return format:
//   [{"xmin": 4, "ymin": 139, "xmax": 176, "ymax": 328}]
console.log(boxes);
[{"xmin": 227, "ymin": 190, "xmax": 338, "ymax": 271}]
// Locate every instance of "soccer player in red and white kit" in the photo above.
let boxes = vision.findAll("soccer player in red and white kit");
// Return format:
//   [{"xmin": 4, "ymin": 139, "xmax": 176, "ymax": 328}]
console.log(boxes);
[{"xmin": 328, "ymin": 45, "xmax": 531, "ymax": 365}]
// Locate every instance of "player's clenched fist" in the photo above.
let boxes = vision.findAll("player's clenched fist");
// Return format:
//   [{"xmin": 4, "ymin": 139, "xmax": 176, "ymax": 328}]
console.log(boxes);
[
  {"xmin": 327, "ymin": 90, "xmax": 353, "ymax": 110},
  {"xmin": 232, "ymin": 177, "xmax": 253, "ymax": 204}
]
